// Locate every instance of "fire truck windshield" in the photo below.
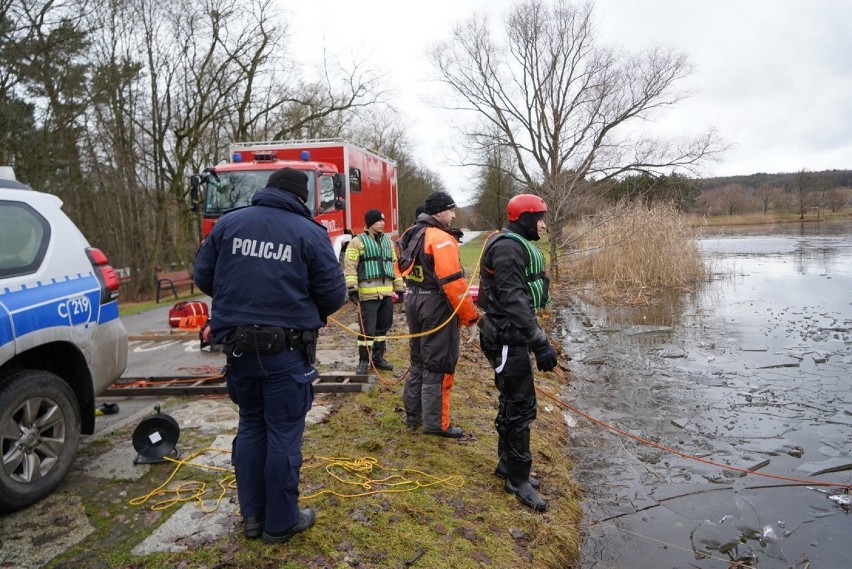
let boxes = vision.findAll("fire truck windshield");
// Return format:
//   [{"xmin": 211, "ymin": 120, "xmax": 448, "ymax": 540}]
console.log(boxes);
[{"xmin": 203, "ymin": 170, "xmax": 317, "ymax": 215}]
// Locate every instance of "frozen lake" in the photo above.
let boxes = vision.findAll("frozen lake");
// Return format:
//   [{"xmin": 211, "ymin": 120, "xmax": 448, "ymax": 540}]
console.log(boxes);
[{"xmin": 562, "ymin": 220, "xmax": 852, "ymax": 568}]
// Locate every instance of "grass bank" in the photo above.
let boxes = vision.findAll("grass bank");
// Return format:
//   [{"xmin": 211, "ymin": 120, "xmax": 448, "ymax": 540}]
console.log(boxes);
[
  {"xmin": 281, "ymin": 337, "xmax": 582, "ymax": 569},
  {"xmin": 74, "ymin": 237, "xmax": 582, "ymax": 569}
]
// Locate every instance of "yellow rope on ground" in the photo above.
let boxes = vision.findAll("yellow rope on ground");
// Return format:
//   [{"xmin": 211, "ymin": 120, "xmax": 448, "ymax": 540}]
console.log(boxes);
[
  {"xmin": 129, "ymin": 450, "xmax": 464, "ymax": 512},
  {"xmin": 300, "ymin": 455, "xmax": 465, "ymax": 500},
  {"xmin": 128, "ymin": 447, "xmax": 236, "ymax": 512}
]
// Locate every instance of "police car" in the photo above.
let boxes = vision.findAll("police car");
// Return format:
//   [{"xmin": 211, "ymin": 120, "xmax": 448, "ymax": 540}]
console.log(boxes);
[{"xmin": 0, "ymin": 167, "xmax": 128, "ymax": 511}]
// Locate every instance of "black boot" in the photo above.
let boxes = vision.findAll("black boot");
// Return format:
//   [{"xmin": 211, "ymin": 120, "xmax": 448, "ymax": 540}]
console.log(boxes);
[
  {"xmin": 355, "ymin": 346, "xmax": 370, "ymax": 375},
  {"xmin": 372, "ymin": 341, "xmax": 393, "ymax": 371},
  {"xmin": 405, "ymin": 412, "xmax": 421, "ymax": 428},
  {"xmin": 422, "ymin": 382, "xmax": 463, "ymax": 438},
  {"xmin": 494, "ymin": 454, "xmax": 540, "ymax": 489},
  {"xmin": 505, "ymin": 458, "xmax": 548, "ymax": 512},
  {"xmin": 261, "ymin": 508, "xmax": 316, "ymax": 543},
  {"xmin": 424, "ymin": 425, "xmax": 464, "ymax": 438},
  {"xmin": 505, "ymin": 479, "xmax": 548, "ymax": 512}
]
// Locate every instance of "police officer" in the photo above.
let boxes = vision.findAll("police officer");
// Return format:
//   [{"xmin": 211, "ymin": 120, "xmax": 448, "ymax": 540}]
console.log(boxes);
[
  {"xmin": 344, "ymin": 209, "xmax": 404, "ymax": 374},
  {"xmin": 398, "ymin": 191, "xmax": 479, "ymax": 437},
  {"xmin": 476, "ymin": 194, "xmax": 558, "ymax": 512},
  {"xmin": 194, "ymin": 167, "xmax": 346, "ymax": 542}
]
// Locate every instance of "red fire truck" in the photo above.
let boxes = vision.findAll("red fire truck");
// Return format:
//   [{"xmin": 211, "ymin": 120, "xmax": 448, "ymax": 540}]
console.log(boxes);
[{"xmin": 190, "ymin": 138, "xmax": 399, "ymax": 259}]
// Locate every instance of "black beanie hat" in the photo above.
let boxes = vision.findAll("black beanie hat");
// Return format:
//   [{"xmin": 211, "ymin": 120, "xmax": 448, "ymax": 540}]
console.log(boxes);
[
  {"xmin": 267, "ymin": 168, "xmax": 309, "ymax": 202},
  {"xmin": 424, "ymin": 191, "xmax": 456, "ymax": 215},
  {"xmin": 365, "ymin": 209, "xmax": 384, "ymax": 227}
]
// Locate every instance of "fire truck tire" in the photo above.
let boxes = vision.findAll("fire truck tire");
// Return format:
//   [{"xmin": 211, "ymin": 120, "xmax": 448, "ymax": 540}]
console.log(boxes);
[{"xmin": 0, "ymin": 369, "xmax": 81, "ymax": 512}]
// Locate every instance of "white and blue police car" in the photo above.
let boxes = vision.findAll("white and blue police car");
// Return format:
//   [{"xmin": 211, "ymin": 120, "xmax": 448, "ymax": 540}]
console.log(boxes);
[{"xmin": 0, "ymin": 167, "xmax": 128, "ymax": 512}]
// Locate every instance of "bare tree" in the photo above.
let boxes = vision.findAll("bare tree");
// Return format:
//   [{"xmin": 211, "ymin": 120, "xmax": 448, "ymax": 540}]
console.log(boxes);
[
  {"xmin": 4, "ymin": 0, "xmax": 93, "ymax": 212},
  {"xmin": 430, "ymin": 0, "xmax": 723, "ymax": 276},
  {"xmin": 470, "ymin": 144, "xmax": 518, "ymax": 231},
  {"xmin": 754, "ymin": 185, "xmax": 784, "ymax": 215},
  {"xmin": 791, "ymin": 169, "xmax": 811, "ymax": 220},
  {"xmin": 340, "ymin": 108, "xmax": 451, "ymax": 231},
  {"xmin": 699, "ymin": 184, "xmax": 750, "ymax": 217},
  {"xmin": 825, "ymin": 187, "xmax": 849, "ymax": 213},
  {"xmin": 2, "ymin": 0, "xmax": 390, "ymax": 299}
]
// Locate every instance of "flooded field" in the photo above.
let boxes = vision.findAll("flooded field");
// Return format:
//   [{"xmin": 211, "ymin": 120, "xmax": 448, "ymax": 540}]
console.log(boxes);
[{"xmin": 561, "ymin": 220, "xmax": 852, "ymax": 568}]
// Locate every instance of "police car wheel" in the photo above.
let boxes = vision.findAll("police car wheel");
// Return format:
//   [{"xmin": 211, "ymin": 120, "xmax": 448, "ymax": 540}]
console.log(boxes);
[{"xmin": 0, "ymin": 370, "xmax": 81, "ymax": 513}]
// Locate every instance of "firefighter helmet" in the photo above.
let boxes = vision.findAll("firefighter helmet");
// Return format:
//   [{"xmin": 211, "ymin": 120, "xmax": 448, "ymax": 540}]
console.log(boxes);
[{"xmin": 507, "ymin": 194, "xmax": 547, "ymax": 221}]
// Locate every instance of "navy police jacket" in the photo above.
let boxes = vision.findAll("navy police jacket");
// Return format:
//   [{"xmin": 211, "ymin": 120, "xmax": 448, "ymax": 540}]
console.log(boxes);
[{"xmin": 194, "ymin": 187, "xmax": 346, "ymax": 342}]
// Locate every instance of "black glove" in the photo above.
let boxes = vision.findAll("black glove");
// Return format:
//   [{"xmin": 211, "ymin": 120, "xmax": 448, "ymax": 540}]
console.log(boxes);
[
  {"xmin": 348, "ymin": 289, "xmax": 359, "ymax": 303},
  {"xmin": 395, "ymin": 289, "xmax": 405, "ymax": 303},
  {"xmin": 533, "ymin": 344, "xmax": 558, "ymax": 372}
]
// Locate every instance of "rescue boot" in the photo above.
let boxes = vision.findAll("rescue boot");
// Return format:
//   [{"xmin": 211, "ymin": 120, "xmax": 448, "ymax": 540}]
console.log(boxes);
[
  {"xmin": 372, "ymin": 341, "xmax": 394, "ymax": 371},
  {"xmin": 505, "ymin": 458, "xmax": 548, "ymax": 512},
  {"xmin": 505, "ymin": 479, "xmax": 548, "ymax": 512},
  {"xmin": 355, "ymin": 346, "xmax": 370, "ymax": 375},
  {"xmin": 422, "ymin": 382, "xmax": 463, "ymax": 438},
  {"xmin": 405, "ymin": 412, "xmax": 421, "ymax": 430},
  {"xmin": 424, "ymin": 425, "xmax": 464, "ymax": 438},
  {"xmin": 494, "ymin": 454, "xmax": 540, "ymax": 489}
]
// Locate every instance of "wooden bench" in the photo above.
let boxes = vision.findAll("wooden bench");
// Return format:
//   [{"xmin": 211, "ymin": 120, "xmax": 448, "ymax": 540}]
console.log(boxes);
[{"xmin": 155, "ymin": 269, "xmax": 195, "ymax": 303}]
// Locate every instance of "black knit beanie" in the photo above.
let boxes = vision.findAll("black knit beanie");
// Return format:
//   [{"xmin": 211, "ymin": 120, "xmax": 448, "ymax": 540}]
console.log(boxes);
[
  {"xmin": 267, "ymin": 168, "xmax": 309, "ymax": 202},
  {"xmin": 365, "ymin": 209, "xmax": 384, "ymax": 227},
  {"xmin": 424, "ymin": 191, "xmax": 456, "ymax": 215}
]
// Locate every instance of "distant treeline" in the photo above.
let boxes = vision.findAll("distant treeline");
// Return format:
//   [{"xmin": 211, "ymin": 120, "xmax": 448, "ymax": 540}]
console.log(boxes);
[{"xmin": 701, "ymin": 169, "xmax": 852, "ymax": 192}]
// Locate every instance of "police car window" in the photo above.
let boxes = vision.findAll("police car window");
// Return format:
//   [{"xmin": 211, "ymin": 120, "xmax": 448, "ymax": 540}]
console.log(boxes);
[{"xmin": 0, "ymin": 201, "xmax": 50, "ymax": 278}]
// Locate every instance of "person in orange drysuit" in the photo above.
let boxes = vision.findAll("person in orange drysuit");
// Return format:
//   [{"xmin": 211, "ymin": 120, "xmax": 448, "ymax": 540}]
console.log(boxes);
[{"xmin": 398, "ymin": 191, "xmax": 479, "ymax": 437}]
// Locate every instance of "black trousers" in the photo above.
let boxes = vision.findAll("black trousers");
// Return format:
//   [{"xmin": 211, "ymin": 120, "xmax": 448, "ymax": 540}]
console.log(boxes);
[
  {"xmin": 482, "ymin": 343, "xmax": 538, "ymax": 483},
  {"xmin": 357, "ymin": 296, "xmax": 393, "ymax": 345}
]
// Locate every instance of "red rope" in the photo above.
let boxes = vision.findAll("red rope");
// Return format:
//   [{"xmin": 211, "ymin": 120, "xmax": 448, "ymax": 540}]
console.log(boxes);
[{"xmin": 538, "ymin": 371, "xmax": 851, "ymax": 490}]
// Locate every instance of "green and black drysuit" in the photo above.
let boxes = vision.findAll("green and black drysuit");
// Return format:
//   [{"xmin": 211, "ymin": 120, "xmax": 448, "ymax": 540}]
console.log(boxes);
[{"xmin": 477, "ymin": 223, "xmax": 551, "ymax": 488}]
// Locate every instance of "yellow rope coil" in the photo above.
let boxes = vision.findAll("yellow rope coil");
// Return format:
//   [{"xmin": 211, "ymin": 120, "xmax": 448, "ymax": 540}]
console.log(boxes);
[
  {"xmin": 129, "ymin": 449, "xmax": 464, "ymax": 512},
  {"xmin": 301, "ymin": 455, "xmax": 465, "ymax": 500},
  {"xmin": 129, "ymin": 447, "xmax": 236, "ymax": 512}
]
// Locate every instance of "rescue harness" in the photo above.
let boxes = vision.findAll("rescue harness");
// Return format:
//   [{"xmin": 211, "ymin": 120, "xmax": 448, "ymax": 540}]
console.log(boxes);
[{"xmin": 483, "ymin": 230, "xmax": 550, "ymax": 309}]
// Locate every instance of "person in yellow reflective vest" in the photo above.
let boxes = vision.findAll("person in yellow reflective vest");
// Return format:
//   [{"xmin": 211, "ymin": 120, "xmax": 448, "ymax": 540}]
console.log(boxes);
[{"xmin": 344, "ymin": 209, "xmax": 405, "ymax": 374}]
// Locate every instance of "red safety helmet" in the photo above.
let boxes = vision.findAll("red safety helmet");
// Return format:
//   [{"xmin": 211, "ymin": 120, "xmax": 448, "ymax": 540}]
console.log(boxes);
[{"xmin": 507, "ymin": 194, "xmax": 547, "ymax": 221}]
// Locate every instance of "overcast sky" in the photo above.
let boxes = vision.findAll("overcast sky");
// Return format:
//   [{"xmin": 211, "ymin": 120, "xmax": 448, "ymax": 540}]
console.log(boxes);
[{"xmin": 283, "ymin": 0, "xmax": 852, "ymax": 203}]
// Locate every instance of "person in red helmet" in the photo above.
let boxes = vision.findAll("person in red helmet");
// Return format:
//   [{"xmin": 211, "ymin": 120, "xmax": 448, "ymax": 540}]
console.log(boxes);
[
  {"xmin": 398, "ymin": 191, "xmax": 479, "ymax": 438},
  {"xmin": 476, "ymin": 193, "xmax": 559, "ymax": 512}
]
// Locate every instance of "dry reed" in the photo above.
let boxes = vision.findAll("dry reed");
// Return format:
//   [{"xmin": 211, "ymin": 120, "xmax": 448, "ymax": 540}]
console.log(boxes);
[{"xmin": 566, "ymin": 201, "xmax": 706, "ymax": 302}]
